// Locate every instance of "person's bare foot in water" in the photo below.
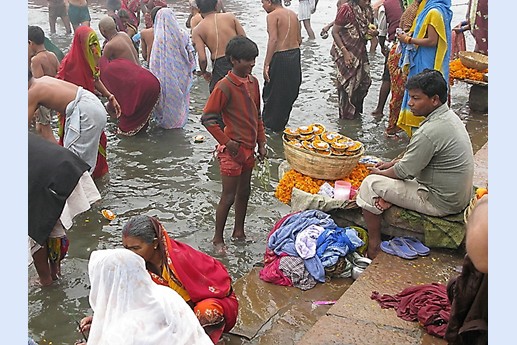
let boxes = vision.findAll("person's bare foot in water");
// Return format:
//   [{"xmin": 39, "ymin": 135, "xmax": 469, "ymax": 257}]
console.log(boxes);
[
  {"xmin": 231, "ymin": 229, "xmax": 246, "ymax": 242},
  {"xmin": 212, "ymin": 238, "xmax": 227, "ymax": 254}
]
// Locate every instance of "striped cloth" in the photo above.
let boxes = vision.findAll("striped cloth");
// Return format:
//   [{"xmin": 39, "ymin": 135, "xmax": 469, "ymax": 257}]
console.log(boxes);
[{"xmin": 298, "ymin": 0, "xmax": 316, "ymax": 21}]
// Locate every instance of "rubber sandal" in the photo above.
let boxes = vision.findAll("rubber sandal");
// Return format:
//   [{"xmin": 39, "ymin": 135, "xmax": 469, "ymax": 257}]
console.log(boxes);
[
  {"xmin": 389, "ymin": 238, "xmax": 418, "ymax": 259},
  {"xmin": 380, "ymin": 240, "xmax": 396, "ymax": 256},
  {"xmin": 400, "ymin": 237, "xmax": 430, "ymax": 256}
]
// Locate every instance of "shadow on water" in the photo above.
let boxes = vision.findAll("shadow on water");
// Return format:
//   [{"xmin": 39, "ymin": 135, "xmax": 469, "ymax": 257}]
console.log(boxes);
[{"xmin": 28, "ymin": 0, "xmax": 485, "ymax": 343}]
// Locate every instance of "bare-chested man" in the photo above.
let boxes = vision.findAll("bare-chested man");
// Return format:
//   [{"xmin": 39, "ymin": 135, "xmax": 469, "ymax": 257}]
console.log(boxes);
[
  {"xmin": 139, "ymin": 6, "xmax": 162, "ymax": 64},
  {"xmin": 68, "ymin": 0, "xmax": 91, "ymax": 32},
  {"xmin": 29, "ymin": 25, "xmax": 61, "ymax": 143},
  {"xmin": 187, "ymin": 0, "xmax": 225, "ymax": 30},
  {"xmin": 28, "ymin": 70, "xmax": 114, "ymax": 175},
  {"xmin": 191, "ymin": 0, "xmax": 245, "ymax": 93},
  {"xmin": 98, "ymin": 16, "xmax": 139, "ymax": 64},
  {"xmin": 261, "ymin": 0, "xmax": 302, "ymax": 132}
]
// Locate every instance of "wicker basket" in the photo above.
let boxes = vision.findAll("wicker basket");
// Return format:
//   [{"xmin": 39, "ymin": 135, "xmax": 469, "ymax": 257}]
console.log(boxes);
[
  {"xmin": 459, "ymin": 51, "xmax": 488, "ymax": 71},
  {"xmin": 283, "ymin": 140, "xmax": 364, "ymax": 180}
]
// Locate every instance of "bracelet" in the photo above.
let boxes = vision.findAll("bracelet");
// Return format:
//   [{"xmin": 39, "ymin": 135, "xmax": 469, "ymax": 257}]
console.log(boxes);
[
  {"xmin": 340, "ymin": 46, "xmax": 347, "ymax": 52},
  {"xmin": 405, "ymin": 36, "xmax": 412, "ymax": 44}
]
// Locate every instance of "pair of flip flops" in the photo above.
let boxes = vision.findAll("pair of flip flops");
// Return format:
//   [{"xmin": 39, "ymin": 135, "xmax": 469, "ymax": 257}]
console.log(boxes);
[{"xmin": 380, "ymin": 237, "xmax": 430, "ymax": 259}]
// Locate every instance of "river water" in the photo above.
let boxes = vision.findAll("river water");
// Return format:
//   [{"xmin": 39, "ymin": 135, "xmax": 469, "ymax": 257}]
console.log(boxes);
[{"xmin": 28, "ymin": 1, "xmax": 486, "ymax": 343}]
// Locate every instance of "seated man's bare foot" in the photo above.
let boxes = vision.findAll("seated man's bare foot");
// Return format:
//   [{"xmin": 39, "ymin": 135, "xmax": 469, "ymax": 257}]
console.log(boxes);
[{"xmin": 374, "ymin": 197, "xmax": 392, "ymax": 212}]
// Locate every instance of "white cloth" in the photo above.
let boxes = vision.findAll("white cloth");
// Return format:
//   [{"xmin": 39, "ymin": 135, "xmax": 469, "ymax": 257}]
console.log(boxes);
[
  {"xmin": 87, "ymin": 249, "xmax": 212, "ymax": 345},
  {"xmin": 64, "ymin": 87, "xmax": 107, "ymax": 174},
  {"xmin": 60, "ymin": 171, "xmax": 101, "ymax": 229},
  {"xmin": 295, "ymin": 224, "xmax": 325, "ymax": 259},
  {"xmin": 298, "ymin": 0, "xmax": 316, "ymax": 21},
  {"xmin": 377, "ymin": 5, "xmax": 388, "ymax": 37}
]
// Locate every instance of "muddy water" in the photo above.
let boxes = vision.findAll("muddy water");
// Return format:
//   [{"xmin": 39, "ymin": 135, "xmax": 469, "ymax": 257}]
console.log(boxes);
[{"xmin": 28, "ymin": 1, "xmax": 485, "ymax": 343}]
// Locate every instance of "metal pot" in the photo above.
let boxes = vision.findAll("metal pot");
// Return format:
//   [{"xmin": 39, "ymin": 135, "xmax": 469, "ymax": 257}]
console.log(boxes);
[{"xmin": 351, "ymin": 257, "xmax": 372, "ymax": 280}]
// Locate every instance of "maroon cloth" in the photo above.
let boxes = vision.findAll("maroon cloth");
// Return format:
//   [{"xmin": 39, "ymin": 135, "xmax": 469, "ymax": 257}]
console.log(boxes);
[
  {"xmin": 468, "ymin": 0, "xmax": 488, "ymax": 55},
  {"xmin": 259, "ymin": 213, "xmax": 296, "ymax": 287},
  {"xmin": 450, "ymin": 30, "xmax": 466, "ymax": 60},
  {"xmin": 383, "ymin": 0, "xmax": 403, "ymax": 41},
  {"xmin": 99, "ymin": 57, "xmax": 160, "ymax": 135},
  {"xmin": 371, "ymin": 283, "xmax": 451, "ymax": 338}
]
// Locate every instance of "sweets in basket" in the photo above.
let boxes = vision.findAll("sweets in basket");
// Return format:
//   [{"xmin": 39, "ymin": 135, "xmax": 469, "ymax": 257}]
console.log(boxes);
[{"xmin": 283, "ymin": 124, "xmax": 363, "ymax": 157}]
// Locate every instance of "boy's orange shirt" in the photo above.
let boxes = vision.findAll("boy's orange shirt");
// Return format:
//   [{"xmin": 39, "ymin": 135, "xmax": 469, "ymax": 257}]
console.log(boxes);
[{"xmin": 202, "ymin": 71, "xmax": 266, "ymax": 149}]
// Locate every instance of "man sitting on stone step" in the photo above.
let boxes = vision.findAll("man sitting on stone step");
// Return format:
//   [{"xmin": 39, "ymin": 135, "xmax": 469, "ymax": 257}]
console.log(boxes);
[{"xmin": 356, "ymin": 69, "xmax": 474, "ymax": 259}]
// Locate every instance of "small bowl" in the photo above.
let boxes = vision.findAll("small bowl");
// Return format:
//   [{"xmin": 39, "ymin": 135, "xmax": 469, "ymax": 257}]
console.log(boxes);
[{"xmin": 351, "ymin": 257, "xmax": 372, "ymax": 280}]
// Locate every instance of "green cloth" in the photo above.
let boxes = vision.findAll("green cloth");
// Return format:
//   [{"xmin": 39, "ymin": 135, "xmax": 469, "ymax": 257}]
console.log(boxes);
[
  {"xmin": 44, "ymin": 37, "xmax": 64, "ymax": 62},
  {"xmin": 397, "ymin": 208, "xmax": 465, "ymax": 249}
]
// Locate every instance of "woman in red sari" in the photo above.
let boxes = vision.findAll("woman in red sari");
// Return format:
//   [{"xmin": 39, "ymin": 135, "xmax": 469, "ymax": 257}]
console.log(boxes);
[
  {"xmin": 56, "ymin": 26, "xmax": 121, "ymax": 179},
  {"xmin": 331, "ymin": 0, "xmax": 376, "ymax": 119},
  {"xmin": 122, "ymin": 215, "xmax": 239, "ymax": 344}
]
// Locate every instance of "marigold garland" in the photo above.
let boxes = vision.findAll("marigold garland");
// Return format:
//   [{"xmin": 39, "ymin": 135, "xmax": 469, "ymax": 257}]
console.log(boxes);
[
  {"xmin": 449, "ymin": 58, "xmax": 487, "ymax": 85},
  {"xmin": 275, "ymin": 163, "xmax": 371, "ymax": 204}
]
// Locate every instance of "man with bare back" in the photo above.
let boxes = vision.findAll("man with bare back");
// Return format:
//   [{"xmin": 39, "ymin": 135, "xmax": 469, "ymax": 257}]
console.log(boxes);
[
  {"xmin": 29, "ymin": 25, "xmax": 61, "ymax": 143},
  {"xmin": 98, "ymin": 16, "xmax": 140, "ymax": 64},
  {"xmin": 191, "ymin": 0, "xmax": 245, "ymax": 93},
  {"xmin": 261, "ymin": 0, "xmax": 302, "ymax": 132},
  {"xmin": 28, "ymin": 70, "xmax": 111, "ymax": 175}
]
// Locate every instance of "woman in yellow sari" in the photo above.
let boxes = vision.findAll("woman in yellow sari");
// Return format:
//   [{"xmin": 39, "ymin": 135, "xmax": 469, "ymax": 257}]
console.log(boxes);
[{"xmin": 395, "ymin": 0, "xmax": 452, "ymax": 136}]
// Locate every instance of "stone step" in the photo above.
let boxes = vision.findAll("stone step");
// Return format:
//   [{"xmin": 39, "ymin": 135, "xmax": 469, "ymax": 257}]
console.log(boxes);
[{"xmin": 297, "ymin": 249, "xmax": 464, "ymax": 345}]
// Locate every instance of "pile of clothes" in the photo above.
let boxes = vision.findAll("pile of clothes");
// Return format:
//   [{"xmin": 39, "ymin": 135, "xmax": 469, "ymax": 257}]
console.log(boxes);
[{"xmin": 259, "ymin": 210, "xmax": 364, "ymax": 290}]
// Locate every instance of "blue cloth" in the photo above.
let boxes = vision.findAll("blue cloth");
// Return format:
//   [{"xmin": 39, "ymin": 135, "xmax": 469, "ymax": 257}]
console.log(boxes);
[
  {"xmin": 316, "ymin": 227, "xmax": 364, "ymax": 267},
  {"xmin": 268, "ymin": 210, "xmax": 336, "ymax": 283},
  {"xmin": 268, "ymin": 210, "xmax": 335, "ymax": 256},
  {"xmin": 410, "ymin": 0, "xmax": 452, "ymax": 78},
  {"xmin": 399, "ymin": 0, "xmax": 453, "ymax": 77}
]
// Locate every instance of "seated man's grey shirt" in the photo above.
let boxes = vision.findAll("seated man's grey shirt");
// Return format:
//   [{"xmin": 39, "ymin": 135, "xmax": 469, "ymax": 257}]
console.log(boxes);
[{"xmin": 393, "ymin": 103, "xmax": 474, "ymax": 213}]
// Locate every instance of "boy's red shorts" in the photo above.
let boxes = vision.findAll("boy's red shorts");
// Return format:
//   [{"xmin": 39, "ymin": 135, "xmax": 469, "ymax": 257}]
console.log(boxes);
[{"xmin": 216, "ymin": 144, "xmax": 255, "ymax": 177}]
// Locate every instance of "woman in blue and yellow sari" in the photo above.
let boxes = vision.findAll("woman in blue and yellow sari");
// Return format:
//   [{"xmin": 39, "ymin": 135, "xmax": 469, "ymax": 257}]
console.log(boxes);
[{"xmin": 395, "ymin": 0, "xmax": 452, "ymax": 136}]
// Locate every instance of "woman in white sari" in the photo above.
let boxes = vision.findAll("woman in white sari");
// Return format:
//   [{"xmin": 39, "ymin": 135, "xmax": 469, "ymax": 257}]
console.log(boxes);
[{"xmin": 77, "ymin": 248, "xmax": 212, "ymax": 345}]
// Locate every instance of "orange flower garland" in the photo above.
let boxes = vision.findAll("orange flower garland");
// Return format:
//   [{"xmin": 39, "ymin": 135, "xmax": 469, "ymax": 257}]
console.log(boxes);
[
  {"xmin": 275, "ymin": 163, "xmax": 370, "ymax": 204},
  {"xmin": 449, "ymin": 58, "xmax": 487, "ymax": 85}
]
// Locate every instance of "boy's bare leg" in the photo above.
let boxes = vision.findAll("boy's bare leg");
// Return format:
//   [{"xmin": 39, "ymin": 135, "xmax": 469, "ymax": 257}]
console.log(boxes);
[
  {"xmin": 232, "ymin": 169, "xmax": 253, "ymax": 240},
  {"xmin": 214, "ymin": 175, "xmax": 239, "ymax": 246},
  {"xmin": 32, "ymin": 247, "xmax": 53, "ymax": 286}
]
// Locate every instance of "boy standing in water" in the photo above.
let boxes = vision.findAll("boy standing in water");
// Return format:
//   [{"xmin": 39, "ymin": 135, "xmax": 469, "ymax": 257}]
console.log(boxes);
[{"xmin": 201, "ymin": 36, "xmax": 267, "ymax": 248}]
